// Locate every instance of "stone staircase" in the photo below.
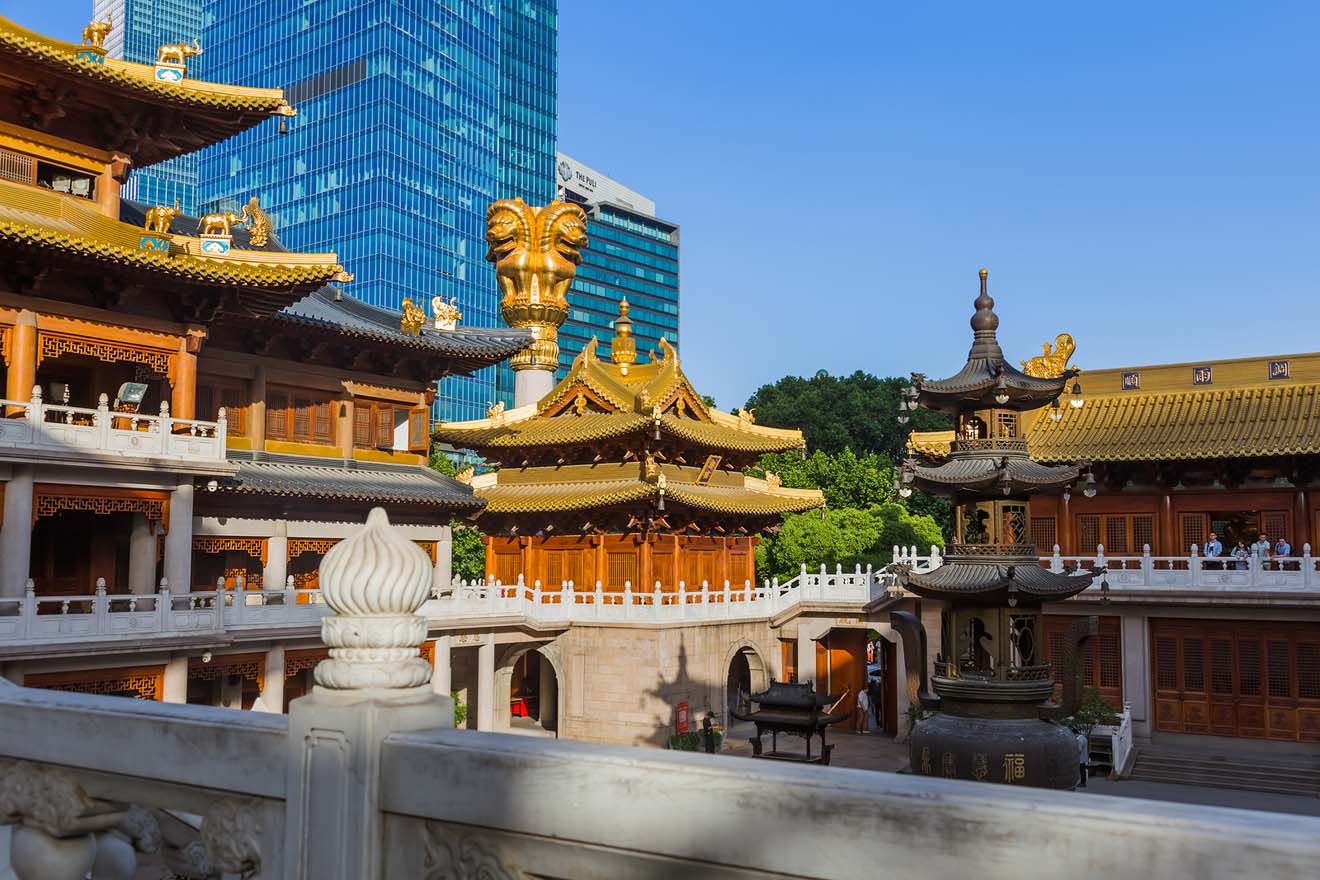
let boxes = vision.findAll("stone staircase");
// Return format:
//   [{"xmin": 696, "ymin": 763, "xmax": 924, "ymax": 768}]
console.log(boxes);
[{"xmin": 1130, "ymin": 744, "xmax": 1320, "ymax": 797}]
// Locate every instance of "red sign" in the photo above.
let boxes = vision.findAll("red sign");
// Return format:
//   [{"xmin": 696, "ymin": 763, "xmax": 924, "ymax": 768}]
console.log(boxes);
[{"xmin": 676, "ymin": 701, "xmax": 690, "ymax": 734}]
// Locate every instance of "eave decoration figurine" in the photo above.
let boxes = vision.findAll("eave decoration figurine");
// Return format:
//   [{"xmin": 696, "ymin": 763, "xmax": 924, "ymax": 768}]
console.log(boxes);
[
  {"xmin": 400, "ymin": 298, "xmax": 426, "ymax": 335},
  {"xmin": 154, "ymin": 38, "xmax": 202, "ymax": 83},
  {"xmin": 196, "ymin": 204, "xmax": 249, "ymax": 255},
  {"xmin": 892, "ymin": 269, "xmax": 1101, "ymax": 790},
  {"xmin": 245, "ymin": 197, "xmax": 272, "ymax": 247},
  {"xmin": 1020, "ymin": 332, "xmax": 1077, "ymax": 378},
  {"xmin": 79, "ymin": 14, "xmax": 112, "ymax": 62},
  {"xmin": 431, "ymin": 295, "xmax": 462, "ymax": 331},
  {"xmin": 140, "ymin": 198, "xmax": 179, "ymax": 252}
]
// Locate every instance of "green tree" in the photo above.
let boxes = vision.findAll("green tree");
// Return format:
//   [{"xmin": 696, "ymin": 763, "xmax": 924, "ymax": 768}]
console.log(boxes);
[
  {"xmin": 755, "ymin": 448, "xmax": 893, "ymax": 510},
  {"xmin": 756, "ymin": 503, "xmax": 943, "ymax": 582},
  {"xmin": 429, "ymin": 446, "xmax": 489, "ymax": 582},
  {"xmin": 745, "ymin": 371, "xmax": 950, "ymax": 460}
]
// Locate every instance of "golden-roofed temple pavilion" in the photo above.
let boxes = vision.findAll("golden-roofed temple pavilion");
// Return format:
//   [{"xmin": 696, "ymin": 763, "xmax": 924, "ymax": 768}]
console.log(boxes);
[{"xmin": 435, "ymin": 201, "xmax": 824, "ymax": 590}]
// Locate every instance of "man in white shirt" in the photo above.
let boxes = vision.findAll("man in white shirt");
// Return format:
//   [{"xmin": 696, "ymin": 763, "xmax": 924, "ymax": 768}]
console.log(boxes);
[{"xmin": 855, "ymin": 688, "xmax": 870, "ymax": 734}]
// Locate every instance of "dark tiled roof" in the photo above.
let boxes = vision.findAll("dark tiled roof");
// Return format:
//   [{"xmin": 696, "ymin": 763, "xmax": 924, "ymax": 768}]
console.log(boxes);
[
  {"xmin": 898, "ymin": 561, "xmax": 1095, "ymax": 602},
  {"xmin": 280, "ymin": 286, "xmax": 532, "ymax": 360},
  {"xmin": 217, "ymin": 452, "xmax": 485, "ymax": 513},
  {"xmin": 119, "ymin": 201, "xmax": 532, "ymax": 365}
]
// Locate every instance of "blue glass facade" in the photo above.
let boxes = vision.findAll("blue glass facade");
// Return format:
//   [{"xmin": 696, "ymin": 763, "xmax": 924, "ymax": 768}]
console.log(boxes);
[
  {"xmin": 196, "ymin": 0, "xmax": 557, "ymax": 421},
  {"xmin": 561, "ymin": 204, "xmax": 680, "ymax": 371},
  {"xmin": 93, "ymin": 0, "xmax": 203, "ymax": 212}
]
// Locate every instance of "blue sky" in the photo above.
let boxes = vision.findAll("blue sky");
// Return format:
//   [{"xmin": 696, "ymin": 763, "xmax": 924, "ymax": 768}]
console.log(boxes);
[{"xmin": 8, "ymin": 2, "xmax": 1318, "ymax": 408}]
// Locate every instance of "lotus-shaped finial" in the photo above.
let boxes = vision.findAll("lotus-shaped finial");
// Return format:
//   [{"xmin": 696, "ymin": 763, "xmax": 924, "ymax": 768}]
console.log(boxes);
[{"xmin": 319, "ymin": 507, "xmax": 431, "ymax": 617}]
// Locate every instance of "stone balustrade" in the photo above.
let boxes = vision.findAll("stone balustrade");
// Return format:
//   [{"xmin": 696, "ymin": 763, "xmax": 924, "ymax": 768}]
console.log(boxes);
[
  {"xmin": 1, "ymin": 509, "xmax": 1318, "ymax": 878},
  {"xmin": 0, "ymin": 388, "xmax": 228, "ymax": 467},
  {"xmin": 6, "ymin": 540, "xmax": 1316, "ymax": 653}
]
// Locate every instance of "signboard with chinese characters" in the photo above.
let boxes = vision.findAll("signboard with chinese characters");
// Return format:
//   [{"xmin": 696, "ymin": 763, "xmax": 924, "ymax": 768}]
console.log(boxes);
[
  {"xmin": 1270, "ymin": 360, "xmax": 1290, "ymax": 380},
  {"xmin": 676, "ymin": 701, "xmax": 690, "ymax": 734},
  {"xmin": 1193, "ymin": 366, "xmax": 1213, "ymax": 385},
  {"xmin": 1121, "ymin": 371, "xmax": 1141, "ymax": 391},
  {"xmin": 696, "ymin": 455, "xmax": 722, "ymax": 485}
]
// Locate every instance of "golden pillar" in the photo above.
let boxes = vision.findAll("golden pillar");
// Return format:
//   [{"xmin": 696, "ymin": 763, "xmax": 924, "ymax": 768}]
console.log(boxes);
[
  {"xmin": 485, "ymin": 199, "xmax": 588, "ymax": 407},
  {"xmin": 4, "ymin": 310, "xmax": 37, "ymax": 416}
]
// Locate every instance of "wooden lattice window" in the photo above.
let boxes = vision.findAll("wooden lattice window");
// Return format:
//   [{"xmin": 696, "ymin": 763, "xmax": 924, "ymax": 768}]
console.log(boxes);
[
  {"xmin": 1180, "ymin": 513, "xmax": 1208, "ymax": 554},
  {"xmin": 994, "ymin": 411, "xmax": 1018, "ymax": 438},
  {"xmin": 728, "ymin": 552, "xmax": 748, "ymax": 584},
  {"xmin": 652, "ymin": 554, "xmax": 674, "ymax": 588},
  {"xmin": 1105, "ymin": 518, "xmax": 1129, "ymax": 554},
  {"xmin": 1097, "ymin": 628, "xmax": 1121, "ymax": 690},
  {"xmin": 195, "ymin": 379, "xmax": 248, "ymax": 435},
  {"xmin": 1078, "ymin": 516, "xmax": 1100, "ymax": 554},
  {"xmin": 266, "ymin": 388, "xmax": 333, "ymax": 444},
  {"xmin": 1132, "ymin": 516, "xmax": 1154, "ymax": 551},
  {"xmin": 354, "ymin": 401, "xmax": 413, "ymax": 451},
  {"xmin": 1182, "ymin": 638, "xmax": 1204, "ymax": 692},
  {"xmin": 1156, "ymin": 637, "xmax": 1178, "ymax": 690},
  {"xmin": 353, "ymin": 405, "xmax": 372, "ymax": 447},
  {"xmin": 1238, "ymin": 639, "xmax": 1261, "ymax": 696},
  {"xmin": 26, "ymin": 665, "xmax": 163, "ymax": 701},
  {"xmin": 1030, "ymin": 516, "xmax": 1057, "ymax": 553},
  {"xmin": 544, "ymin": 549, "xmax": 582, "ymax": 587},
  {"xmin": 0, "ymin": 147, "xmax": 35, "ymax": 185},
  {"xmin": 493, "ymin": 553, "xmax": 520, "ymax": 586},
  {"xmin": 607, "ymin": 552, "xmax": 638, "ymax": 589},
  {"xmin": 1267, "ymin": 640, "xmax": 1291, "ymax": 698},
  {"xmin": 1260, "ymin": 511, "xmax": 1290, "ymax": 543},
  {"xmin": 1298, "ymin": 644, "xmax": 1320, "ymax": 700},
  {"xmin": 1210, "ymin": 639, "xmax": 1234, "ymax": 695},
  {"xmin": 1002, "ymin": 504, "xmax": 1028, "ymax": 545}
]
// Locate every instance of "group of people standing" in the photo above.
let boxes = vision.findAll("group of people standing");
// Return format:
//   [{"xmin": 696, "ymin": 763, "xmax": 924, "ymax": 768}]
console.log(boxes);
[
  {"xmin": 1203, "ymin": 532, "xmax": 1292, "ymax": 569},
  {"xmin": 853, "ymin": 675, "xmax": 885, "ymax": 734}
]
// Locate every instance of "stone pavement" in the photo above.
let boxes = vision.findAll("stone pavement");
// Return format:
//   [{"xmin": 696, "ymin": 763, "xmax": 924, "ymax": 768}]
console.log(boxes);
[{"xmin": 724, "ymin": 727, "xmax": 1320, "ymax": 817}]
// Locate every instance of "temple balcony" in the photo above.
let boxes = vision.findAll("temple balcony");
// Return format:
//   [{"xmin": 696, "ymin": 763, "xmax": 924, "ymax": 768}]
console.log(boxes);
[
  {"xmin": 1049, "ymin": 543, "xmax": 1320, "ymax": 601},
  {"xmin": 0, "ymin": 388, "xmax": 232, "ymax": 473}
]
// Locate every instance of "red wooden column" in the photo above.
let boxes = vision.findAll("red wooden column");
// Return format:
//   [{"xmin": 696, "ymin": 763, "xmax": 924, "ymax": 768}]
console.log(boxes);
[
  {"xmin": 1294, "ymin": 490, "xmax": 1310, "ymax": 551},
  {"xmin": 639, "ymin": 534, "xmax": 654, "ymax": 592},
  {"xmin": 1160, "ymin": 494, "xmax": 1175, "ymax": 556},
  {"xmin": 4, "ymin": 310, "xmax": 37, "ymax": 416}
]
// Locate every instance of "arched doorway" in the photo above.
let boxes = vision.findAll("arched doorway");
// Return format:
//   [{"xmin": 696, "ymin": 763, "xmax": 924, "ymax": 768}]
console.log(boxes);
[
  {"xmin": 723, "ymin": 644, "xmax": 768, "ymax": 728},
  {"xmin": 496, "ymin": 644, "xmax": 561, "ymax": 736}
]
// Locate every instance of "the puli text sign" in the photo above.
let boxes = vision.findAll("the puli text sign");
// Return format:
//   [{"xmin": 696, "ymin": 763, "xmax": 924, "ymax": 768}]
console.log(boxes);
[
  {"xmin": 1193, "ymin": 366, "xmax": 1214, "ymax": 385},
  {"xmin": 1270, "ymin": 360, "xmax": 1290, "ymax": 380},
  {"xmin": 1121, "ymin": 371, "xmax": 1141, "ymax": 391}
]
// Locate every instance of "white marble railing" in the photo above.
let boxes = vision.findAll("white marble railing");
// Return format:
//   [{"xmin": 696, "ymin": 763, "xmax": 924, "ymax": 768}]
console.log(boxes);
[
  {"xmin": 0, "ymin": 578, "xmax": 330, "ymax": 647},
  {"xmin": 6, "ymin": 540, "xmax": 1319, "ymax": 651},
  {"xmin": 1053, "ymin": 543, "xmax": 1320, "ymax": 592},
  {"xmin": 2, "ymin": 684, "xmax": 1318, "ymax": 880},
  {"xmin": 0, "ymin": 388, "xmax": 226, "ymax": 464}
]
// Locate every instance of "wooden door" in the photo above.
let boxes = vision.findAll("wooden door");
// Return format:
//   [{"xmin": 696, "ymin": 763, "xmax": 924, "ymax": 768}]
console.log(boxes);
[
  {"xmin": 1265, "ymin": 637, "xmax": 1297, "ymax": 740},
  {"xmin": 1151, "ymin": 619, "xmax": 1320, "ymax": 742},
  {"xmin": 1235, "ymin": 633, "xmax": 1266, "ymax": 738}
]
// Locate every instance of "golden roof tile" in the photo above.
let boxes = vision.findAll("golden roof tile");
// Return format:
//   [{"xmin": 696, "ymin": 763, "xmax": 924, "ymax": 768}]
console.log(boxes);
[
  {"xmin": 0, "ymin": 179, "xmax": 348, "ymax": 290},
  {"xmin": 907, "ymin": 430, "xmax": 956, "ymax": 459},
  {"xmin": 1028, "ymin": 383, "xmax": 1320, "ymax": 462},
  {"xmin": 0, "ymin": 16, "xmax": 293, "ymax": 116},
  {"xmin": 475, "ymin": 474, "xmax": 823, "ymax": 517}
]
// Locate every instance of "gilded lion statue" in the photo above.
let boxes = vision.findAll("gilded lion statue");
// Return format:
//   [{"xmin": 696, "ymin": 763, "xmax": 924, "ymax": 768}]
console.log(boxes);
[
  {"xmin": 485, "ymin": 198, "xmax": 588, "ymax": 307},
  {"xmin": 1020, "ymin": 333, "xmax": 1077, "ymax": 378}
]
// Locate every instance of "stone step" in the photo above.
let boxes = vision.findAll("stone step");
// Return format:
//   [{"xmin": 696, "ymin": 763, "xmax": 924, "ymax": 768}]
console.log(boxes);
[{"xmin": 1131, "ymin": 750, "xmax": 1320, "ymax": 796}]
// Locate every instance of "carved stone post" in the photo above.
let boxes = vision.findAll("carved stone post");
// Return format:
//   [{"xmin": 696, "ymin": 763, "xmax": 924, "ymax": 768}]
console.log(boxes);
[{"xmin": 283, "ymin": 507, "xmax": 453, "ymax": 880}]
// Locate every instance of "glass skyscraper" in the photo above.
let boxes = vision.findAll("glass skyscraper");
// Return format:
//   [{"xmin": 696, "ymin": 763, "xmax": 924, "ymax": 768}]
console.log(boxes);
[
  {"xmin": 92, "ymin": 0, "xmax": 203, "ymax": 212},
  {"xmin": 555, "ymin": 152, "xmax": 679, "ymax": 371},
  {"xmin": 196, "ymin": 0, "xmax": 557, "ymax": 421}
]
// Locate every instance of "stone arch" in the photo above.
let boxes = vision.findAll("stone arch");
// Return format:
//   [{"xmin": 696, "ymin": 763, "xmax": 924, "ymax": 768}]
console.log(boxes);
[
  {"xmin": 722, "ymin": 639, "xmax": 770, "ymax": 728},
  {"xmin": 494, "ymin": 639, "xmax": 564, "ymax": 737}
]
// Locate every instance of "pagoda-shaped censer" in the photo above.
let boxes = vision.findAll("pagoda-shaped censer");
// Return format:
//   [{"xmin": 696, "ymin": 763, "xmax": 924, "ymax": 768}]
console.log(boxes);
[{"xmin": 890, "ymin": 269, "xmax": 1099, "ymax": 789}]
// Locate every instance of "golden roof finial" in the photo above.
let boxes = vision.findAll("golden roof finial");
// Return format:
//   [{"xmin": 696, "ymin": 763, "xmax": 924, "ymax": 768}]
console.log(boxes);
[
  {"xmin": 610, "ymin": 298, "xmax": 637, "ymax": 367},
  {"xmin": 400, "ymin": 297, "xmax": 426, "ymax": 335}
]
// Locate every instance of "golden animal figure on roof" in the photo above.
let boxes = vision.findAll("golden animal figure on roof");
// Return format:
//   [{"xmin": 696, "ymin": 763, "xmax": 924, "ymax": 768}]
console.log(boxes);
[
  {"xmin": 573, "ymin": 392, "xmax": 588, "ymax": 416},
  {"xmin": 82, "ymin": 14, "xmax": 113, "ymax": 49},
  {"xmin": 197, "ymin": 205, "xmax": 248, "ymax": 238},
  {"xmin": 157, "ymin": 38, "xmax": 202, "ymax": 68},
  {"xmin": 431, "ymin": 295, "xmax": 461, "ymax": 331},
  {"xmin": 1020, "ymin": 333, "xmax": 1077, "ymax": 378},
  {"xmin": 143, "ymin": 199, "xmax": 180, "ymax": 235},
  {"xmin": 245, "ymin": 197, "xmax": 272, "ymax": 247},
  {"xmin": 400, "ymin": 298, "xmax": 426, "ymax": 335},
  {"xmin": 737, "ymin": 407, "xmax": 756, "ymax": 426},
  {"xmin": 486, "ymin": 400, "xmax": 506, "ymax": 422}
]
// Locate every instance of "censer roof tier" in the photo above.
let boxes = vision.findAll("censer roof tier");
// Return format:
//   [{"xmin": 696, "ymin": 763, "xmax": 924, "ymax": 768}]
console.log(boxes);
[
  {"xmin": 904, "ymin": 451, "xmax": 1080, "ymax": 500},
  {"xmin": 912, "ymin": 270, "xmax": 1078, "ymax": 415},
  {"xmin": 895, "ymin": 558, "xmax": 1097, "ymax": 605}
]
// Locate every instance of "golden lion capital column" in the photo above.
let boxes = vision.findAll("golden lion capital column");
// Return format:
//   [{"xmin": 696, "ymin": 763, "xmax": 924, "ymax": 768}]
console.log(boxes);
[{"xmin": 485, "ymin": 198, "xmax": 588, "ymax": 408}]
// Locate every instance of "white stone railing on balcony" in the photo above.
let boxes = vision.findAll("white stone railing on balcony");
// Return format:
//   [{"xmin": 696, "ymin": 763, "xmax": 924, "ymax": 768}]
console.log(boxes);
[
  {"xmin": 1051, "ymin": 543, "xmax": 1320, "ymax": 592},
  {"xmin": 1, "ymin": 508, "xmax": 1318, "ymax": 880},
  {"xmin": 0, "ymin": 388, "xmax": 227, "ymax": 465}
]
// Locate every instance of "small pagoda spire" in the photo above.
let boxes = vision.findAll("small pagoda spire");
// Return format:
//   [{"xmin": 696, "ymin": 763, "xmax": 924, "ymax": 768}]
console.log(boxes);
[
  {"xmin": 968, "ymin": 268, "xmax": 1004, "ymax": 360},
  {"xmin": 609, "ymin": 298, "xmax": 637, "ymax": 367}
]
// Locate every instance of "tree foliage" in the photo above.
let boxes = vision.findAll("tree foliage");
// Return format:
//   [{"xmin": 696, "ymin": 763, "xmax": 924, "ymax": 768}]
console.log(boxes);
[
  {"xmin": 756, "ymin": 448, "xmax": 893, "ymax": 510},
  {"xmin": 756, "ymin": 502, "xmax": 944, "ymax": 582},
  {"xmin": 745, "ymin": 371, "xmax": 950, "ymax": 460},
  {"xmin": 429, "ymin": 447, "xmax": 488, "ymax": 582}
]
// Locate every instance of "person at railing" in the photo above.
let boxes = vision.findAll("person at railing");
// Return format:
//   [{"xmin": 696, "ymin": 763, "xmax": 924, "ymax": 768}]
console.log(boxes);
[
  {"xmin": 1203, "ymin": 532, "xmax": 1223, "ymax": 570},
  {"xmin": 1274, "ymin": 536, "xmax": 1293, "ymax": 571},
  {"xmin": 1253, "ymin": 534, "xmax": 1275, "ymax": 571},
  {"xmin": 1231, "ymin": 540, "xmax": 1250, "ymax": 570}
]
